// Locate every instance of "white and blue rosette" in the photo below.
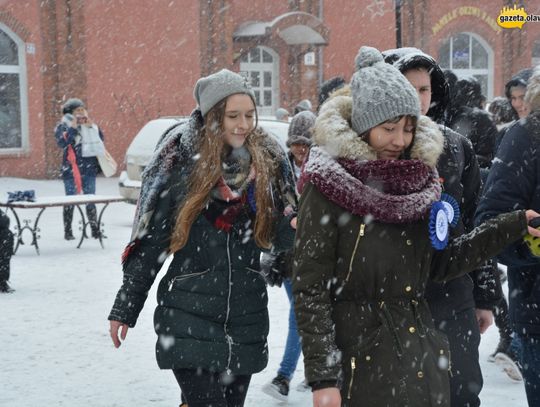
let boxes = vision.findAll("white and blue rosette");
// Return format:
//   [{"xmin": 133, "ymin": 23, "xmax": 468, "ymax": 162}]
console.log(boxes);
[
  {"xmin": 429, "ymin": 201, "xmax": 450, "ymax": 250},
  {"xmin": 440, "ymin": 193, "xmax": 460, "ymax": 228}
]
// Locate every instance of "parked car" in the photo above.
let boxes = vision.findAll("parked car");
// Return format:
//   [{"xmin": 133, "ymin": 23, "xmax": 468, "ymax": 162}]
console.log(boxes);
[{"xmin": 118, "ymin": 116, "xmax": 289, "ymax": 203}]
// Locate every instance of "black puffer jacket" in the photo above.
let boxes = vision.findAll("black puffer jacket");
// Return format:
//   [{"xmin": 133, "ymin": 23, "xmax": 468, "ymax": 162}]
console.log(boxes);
[{"xmin": 446, "ymin": 77, "xmax": 498, "ymax": 169}]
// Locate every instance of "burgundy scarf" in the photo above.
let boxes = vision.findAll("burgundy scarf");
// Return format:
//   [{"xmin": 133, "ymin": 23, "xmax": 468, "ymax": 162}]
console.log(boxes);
[{"xmin": 302, "ymin": 147, "xmax": 441, "ymax": 223}]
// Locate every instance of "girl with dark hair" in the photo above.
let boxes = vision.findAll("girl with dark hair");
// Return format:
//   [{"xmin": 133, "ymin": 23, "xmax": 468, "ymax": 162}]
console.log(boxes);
[{"xmin": 108, "ymin": 69, "xmax": 297, "ymax": 407}]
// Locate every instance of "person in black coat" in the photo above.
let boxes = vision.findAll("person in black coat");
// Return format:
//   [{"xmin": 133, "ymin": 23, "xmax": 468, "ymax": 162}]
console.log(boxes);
[
  {"xmin": 384, "ymin": 47, "xmax": 497, "ymax": 407},
  {"xmin": 476, "ymin": 66, "xmax": 540, "ymax": 407},
  {"xmin": 445, "ymin": 75, "xmax": 498, "ymax": 170},
  {"xmin": 0, "ymin": 209, "xmax": 14, "ymax": 293}
]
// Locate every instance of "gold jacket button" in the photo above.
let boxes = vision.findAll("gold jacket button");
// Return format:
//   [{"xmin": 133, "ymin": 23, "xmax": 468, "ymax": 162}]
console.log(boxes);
[
  {"xmin": 406, "ymin": 239, "xmax": 412, "ymax": 245},
  {"xmin": 405, "ymin": 285, "xmax": 412, "ymax": 292},
  {"xmin": 409, "ymin": 326, "xmax": 416, "ymax": 334},
  {"xmin": 366, "ymin": 355, "xmax": 371, "ymax": 361},
  {"xmin": 417, "ymin": 371, "xmax": 424, "ymax": 379}
]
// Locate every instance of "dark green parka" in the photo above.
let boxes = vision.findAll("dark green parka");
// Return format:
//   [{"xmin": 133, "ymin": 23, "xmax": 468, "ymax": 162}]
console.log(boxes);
[
  {"xmin": 109, "ymin": 113, "xmax": 296, "ymax": 374},
  {"xmin": 292, "ymin": 96, "xmax": 528, "ymax": 406}
]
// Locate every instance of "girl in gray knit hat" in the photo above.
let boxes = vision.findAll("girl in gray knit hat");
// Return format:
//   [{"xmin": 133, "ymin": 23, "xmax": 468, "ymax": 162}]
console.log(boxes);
[
  {"xmin": 108, "ymin": 68, "xmax": 297, "ymax": 407},
  {"xmin": 292, "ymin": 46, "xmax": 540, "ymax": 407}
]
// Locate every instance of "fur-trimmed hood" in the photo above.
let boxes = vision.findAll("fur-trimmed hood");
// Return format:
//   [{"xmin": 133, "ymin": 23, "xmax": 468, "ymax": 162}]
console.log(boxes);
[{"xmin": 313, "ymin": 92, "xmax": 444, "ymax": 168}]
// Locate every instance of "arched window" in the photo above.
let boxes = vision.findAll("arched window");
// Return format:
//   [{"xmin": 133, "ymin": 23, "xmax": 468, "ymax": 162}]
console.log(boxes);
[
  {"xmin": 239, "ymin": 46, "xmax": 279, "ymax": 116},
  {"xmin": 0, "ymin": 24, "xmax": 28, "ymax": 152},
  {"xmin": 439, "ymin": 32, "xmax": 493, "ymax": 100}
]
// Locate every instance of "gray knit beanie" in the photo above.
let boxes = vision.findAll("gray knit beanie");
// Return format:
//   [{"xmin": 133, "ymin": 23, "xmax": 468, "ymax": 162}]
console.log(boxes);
[
  {"xmin": 62, "ymin": 98, "xmax": 85, "ymax": 114},
  {"xmin": 193, "ymin": 69, "xmax": 256, "ymax": 117},
  {"xmin": 287, "ymin": 111, "xmax": 316, "ymax": 147},
  {"xmin": 351, "ymin": 46, "xmax": 420, "ymax": 135}
]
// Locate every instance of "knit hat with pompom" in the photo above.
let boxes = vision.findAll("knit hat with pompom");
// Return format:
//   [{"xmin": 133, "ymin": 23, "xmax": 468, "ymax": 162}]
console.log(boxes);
[{"xmin": 350, "ymin": 46, "xmax": 420, "ymax": 135}]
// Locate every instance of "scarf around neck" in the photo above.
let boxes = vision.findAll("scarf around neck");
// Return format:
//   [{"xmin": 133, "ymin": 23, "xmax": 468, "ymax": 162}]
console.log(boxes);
[
  {"xmin": 303, "ymin": 146, "xmax": 441, "ymax": 223},
  {"xmin": 211, "ymin": 145, "xmax": 255, "ymax": 202}
]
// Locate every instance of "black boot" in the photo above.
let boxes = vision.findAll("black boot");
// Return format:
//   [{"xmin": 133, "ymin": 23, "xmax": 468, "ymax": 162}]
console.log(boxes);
[
  {"xmin": 63, "ymin": 206, "xmax": 76, "ymax": 240},
  {"xmin": 0, "ymin": 281, "xmax": 14, "ymax": 293},
  {"xmin": 86, "ymin": 205, "xmax": 102, "ymax": 239}
]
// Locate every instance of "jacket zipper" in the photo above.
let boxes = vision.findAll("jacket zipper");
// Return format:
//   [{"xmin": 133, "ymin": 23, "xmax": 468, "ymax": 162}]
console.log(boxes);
[
  {"xmin": 345, "ymin": 223, "xmax": 365, "ymax": 282},
  {"xmin": 224, "ymin": 233, "xmax": 233, "ymax": 374},
  {"xmin": 347, "ymin": 356, "xmax": 356, "ymax": 399},
  {"xmin": 448, "ymin": 350, "xmax": 453, "ymax": 377},
  {"xmin": 167, "ymin": 270, "xmax": 209, "ymax": 291}
]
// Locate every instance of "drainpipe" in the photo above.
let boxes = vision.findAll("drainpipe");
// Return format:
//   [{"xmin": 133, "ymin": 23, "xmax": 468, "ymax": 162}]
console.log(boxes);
[
  {"xmin": 318, "ymin": 0, "xmax": 324, "ymax": 98},
  {"xmin": 395, "ymin": 0, "xmax": 402, "ymax": 48}
]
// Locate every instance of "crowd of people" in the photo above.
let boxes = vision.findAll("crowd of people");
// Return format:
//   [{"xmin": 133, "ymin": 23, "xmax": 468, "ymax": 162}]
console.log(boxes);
[
  {"xmin": 261, "ymin": 50, "xmax": 540, "ymax": 407},
  {"xmin": 0, "ymin": 41, "xmax": 535, "ymax": 406},
  {"xmin": 0, "ymin": 41, "xmax": 513, "ymax": 407},
  {"xmin": 101, "ymin": 45, "xmax": 540, "ymax": 407}
]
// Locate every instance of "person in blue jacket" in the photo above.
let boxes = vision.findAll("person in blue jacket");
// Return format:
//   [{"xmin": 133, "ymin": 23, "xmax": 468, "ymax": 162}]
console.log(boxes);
[
  {"xmin": 55, "ymin": 98, "xmax": 104, "ymax": 240},
  {"xmin": 476, "ymin": 66, "xmax": 540, "ymax": 407}
]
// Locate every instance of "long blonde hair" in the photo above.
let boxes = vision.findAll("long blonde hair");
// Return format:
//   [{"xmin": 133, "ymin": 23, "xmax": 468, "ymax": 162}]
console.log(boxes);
[{"xmin": 169, "ymin": 98, "xmax": 276, "ymax": 252}]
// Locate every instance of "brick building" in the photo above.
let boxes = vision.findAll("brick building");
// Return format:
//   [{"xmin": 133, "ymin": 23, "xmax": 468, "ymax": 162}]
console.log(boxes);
[{"xmin": 0, "ymin": 0, "xmax": 538, "ymax": 178}]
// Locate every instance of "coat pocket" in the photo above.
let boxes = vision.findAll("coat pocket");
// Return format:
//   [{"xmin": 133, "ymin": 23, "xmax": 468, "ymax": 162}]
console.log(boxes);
[
  {"xmin": 167, "ymin": 269, "xmax": 210, "ymax": 292},
  {"xmin": 425, "ymin": 328, "xmax": 451, "ymax": 375},
  {"xmin": 343, "ymin": 325, "xmax": 384, "ymax": 401}
]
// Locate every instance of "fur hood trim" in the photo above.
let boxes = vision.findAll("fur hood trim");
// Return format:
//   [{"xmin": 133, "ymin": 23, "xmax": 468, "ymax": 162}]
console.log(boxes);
[{"xmin": 313, "ymin": 93, "xmax": 444, "ymax": 168}]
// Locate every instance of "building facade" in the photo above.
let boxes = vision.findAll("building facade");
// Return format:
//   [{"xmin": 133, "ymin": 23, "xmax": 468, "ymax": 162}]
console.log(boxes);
[{"xmin": 0, "ymin": 0, "xmax": 537, "ymax": 178}]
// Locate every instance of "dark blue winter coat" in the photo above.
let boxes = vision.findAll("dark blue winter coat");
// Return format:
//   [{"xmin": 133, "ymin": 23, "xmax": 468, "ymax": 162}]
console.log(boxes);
[
  {"xmin": 54, "ymin": 123, "xmax": 103, "ymax": 178},
  {"xmin": 476, "ymin": 111, "xmax": 540, "ymax": 337}
]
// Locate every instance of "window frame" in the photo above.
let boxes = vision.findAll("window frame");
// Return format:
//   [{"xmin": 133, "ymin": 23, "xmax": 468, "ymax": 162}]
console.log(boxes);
[
  {"xmin": 439, "ymin": 32, "xmax": 494, "ymax": 100},
  {"xmin": 0, "ymin": 23, "xmax": 29, "ymax": 155},
  {"xmin": 239, "ymin": 46, "xmax": 279, "ymax": 116}
]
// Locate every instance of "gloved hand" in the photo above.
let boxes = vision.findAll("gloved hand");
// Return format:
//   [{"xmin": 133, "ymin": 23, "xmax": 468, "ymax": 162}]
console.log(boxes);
[
  {"xmin": 524, "ymin": 217, "xmax": 540, "ymax": 257},
  {"xmin": 260, "ymin": 251, "xmax": 284, "ymax": 287}
]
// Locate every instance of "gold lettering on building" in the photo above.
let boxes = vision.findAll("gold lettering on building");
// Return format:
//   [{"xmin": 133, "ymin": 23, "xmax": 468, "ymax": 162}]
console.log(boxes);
[{"xmin": 432, "ymin": 6, "xmax": 502, "ymax": 34}]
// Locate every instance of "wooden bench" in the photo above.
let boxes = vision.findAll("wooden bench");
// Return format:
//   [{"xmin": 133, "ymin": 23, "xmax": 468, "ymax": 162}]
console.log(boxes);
[{"xmin": 0, "ymin": 194, "xmax": 126, "ymax": 254}]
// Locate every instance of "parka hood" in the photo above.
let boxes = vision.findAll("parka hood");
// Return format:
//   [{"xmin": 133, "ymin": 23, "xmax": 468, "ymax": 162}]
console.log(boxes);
[
  {"xmin": 383, "ymin": 47, "xmax": 449, "ymax": 122},
  {"xmin": 312, "ymin": 92, "xmax": 444, "ymax": 169},
  {"xmin": 505, "ymin": 68, "xmax": 533, "ymax": 99},
  {"xmin": 453, "ymin": 76, "xmax": 483, "ymax": 109}
]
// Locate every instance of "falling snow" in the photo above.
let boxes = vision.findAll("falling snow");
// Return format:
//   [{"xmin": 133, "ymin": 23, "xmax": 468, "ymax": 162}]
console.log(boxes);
[{"xmin": 0, "ymin": 177, "xmax": 528, "ymax": 406}]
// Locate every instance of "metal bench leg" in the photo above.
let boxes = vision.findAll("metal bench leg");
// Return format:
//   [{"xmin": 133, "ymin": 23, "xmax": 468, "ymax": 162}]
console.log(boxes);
[
  {"xmin": 7, "ymin": 207, "xmax": 23, "ymax": 254},
  {"xmin": 30, "ymin": 207, "xmax": 46, "ymax": 255},
  {"xmin": 96, "ymin": 203, "xmax": 110, "ymax": 249},
  {"xmin": 75, "ymin": 205, "xmax": 88, "ymax": 249}
]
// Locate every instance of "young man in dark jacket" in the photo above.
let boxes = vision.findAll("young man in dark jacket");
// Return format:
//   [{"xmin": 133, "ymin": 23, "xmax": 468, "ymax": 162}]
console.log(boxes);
[
  {"xmin": 0, "ymin": 209, "xmax": 14, "ymax": 293},
  {"xmin": 476, "ymin": 66, "xmax": 540, "ymax": 407},
  {"xmin": 384, "ymin": 47, "xmax": 498, "ymax": 407}
]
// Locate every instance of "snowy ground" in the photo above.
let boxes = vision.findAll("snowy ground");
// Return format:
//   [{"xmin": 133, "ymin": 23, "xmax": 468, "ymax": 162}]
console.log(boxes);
[{"xmin": 0, "ymin": 177, "xmax": 529, "ymax": 406}]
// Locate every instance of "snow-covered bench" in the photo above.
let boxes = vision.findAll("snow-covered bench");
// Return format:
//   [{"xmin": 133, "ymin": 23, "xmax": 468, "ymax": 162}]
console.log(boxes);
[{"xmin": 0, "ymin": 194, "xmax": 126, "ymax": 254}]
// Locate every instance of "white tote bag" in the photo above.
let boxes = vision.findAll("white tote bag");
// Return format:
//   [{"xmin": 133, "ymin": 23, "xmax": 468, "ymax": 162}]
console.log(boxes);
[
  {"xmin": 97, "ymin": 150, "xmax": 118, "ymax": 177},
  {"xmin": 80, "ymin": 124, "xmax": 105, "ymax": 157}
]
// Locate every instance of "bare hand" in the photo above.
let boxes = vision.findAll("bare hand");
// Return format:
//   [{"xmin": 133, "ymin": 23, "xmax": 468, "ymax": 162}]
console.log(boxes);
[
  {"xmin": 475, "ymin": 308, "xmax": 494, "ymax": 334},
  {"xmin": 290, "ymin": 217, "xmax": 297, "ymax": 230},
  {"xmin": 525, "ymin": 210, "xmax": 540, "ymax": 237},
  {"xmin": 313, "ymin": 388, "xmax": 341, "ymax": 407},
  {"xmin": 109, "ymin": 320, "xmax": 129, "ymax": 348}
]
